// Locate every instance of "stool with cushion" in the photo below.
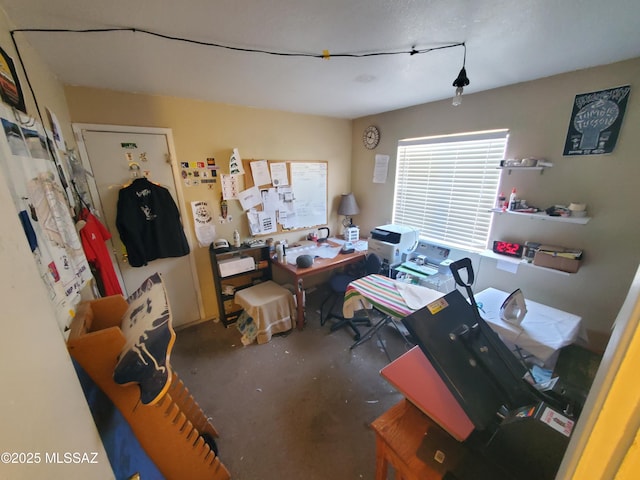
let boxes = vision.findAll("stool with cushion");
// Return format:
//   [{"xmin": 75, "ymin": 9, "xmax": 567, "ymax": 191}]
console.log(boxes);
[
  {"xmin": 320, "ymin": 253, "xmax": 382, "ymax": 340},
  {"xmin": 234, "ymin": 281, "xmax": 295, "ymax": 344}
]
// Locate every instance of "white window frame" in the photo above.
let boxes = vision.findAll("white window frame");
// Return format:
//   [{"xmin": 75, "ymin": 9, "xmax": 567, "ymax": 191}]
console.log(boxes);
[{"xmin": 392, "ymin": 129, "xmax": 508, "ymax": 251}]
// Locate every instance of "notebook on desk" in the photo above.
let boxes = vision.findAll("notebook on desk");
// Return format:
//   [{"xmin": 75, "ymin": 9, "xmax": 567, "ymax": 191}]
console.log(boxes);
[{"xmin": 380, "ymin": 346, "xmax": 475, "ymax": 442}]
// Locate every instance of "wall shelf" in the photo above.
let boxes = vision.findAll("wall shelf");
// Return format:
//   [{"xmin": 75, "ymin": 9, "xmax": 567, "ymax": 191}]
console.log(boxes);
[
  {"xmin": 480, "ymin": 250, "xmax": 572, "ymax": 276},
  {"xmin": 498, "ymin": 166, "xmax": 548, "ymax": 175},
  {"xmin": 490, "ymin": 209, "xmax": 591, "ymax": 224}
]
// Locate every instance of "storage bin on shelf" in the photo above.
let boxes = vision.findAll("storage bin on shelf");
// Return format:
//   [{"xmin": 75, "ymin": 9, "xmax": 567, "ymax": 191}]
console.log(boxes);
[{"xmin": 533, "ymin": 245, "xmax": 582, "ymax": 273}]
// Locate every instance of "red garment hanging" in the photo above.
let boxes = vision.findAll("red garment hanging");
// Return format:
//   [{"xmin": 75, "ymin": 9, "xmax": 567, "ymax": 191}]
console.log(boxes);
[{"xmin": 79, "ymin": 208, "xmax": 123, "ymax": 296}]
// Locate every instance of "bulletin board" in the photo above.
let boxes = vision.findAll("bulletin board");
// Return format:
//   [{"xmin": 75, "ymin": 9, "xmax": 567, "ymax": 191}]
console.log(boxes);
[{"xmin": 241, "ymin": 159, "xmax": 328, "ymax": 236}]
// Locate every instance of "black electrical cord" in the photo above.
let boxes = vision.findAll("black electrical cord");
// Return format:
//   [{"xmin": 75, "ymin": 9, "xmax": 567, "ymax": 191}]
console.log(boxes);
[
  {"xmin": 10, "ymin": 27, "xmax": 464, "ymax": 59},
  {"xmin": 7, "ymin": 26, "xmax": 464, "ymax": 128},
  {"xmin": 7, "ymin": 25, "xmax": 465, "ymax": 181}
]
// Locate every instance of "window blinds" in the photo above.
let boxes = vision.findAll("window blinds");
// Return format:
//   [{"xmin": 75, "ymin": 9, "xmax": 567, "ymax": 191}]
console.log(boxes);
[{"xmin": 393, "ymin": 130, "xmax": 508, "ymax": 251}]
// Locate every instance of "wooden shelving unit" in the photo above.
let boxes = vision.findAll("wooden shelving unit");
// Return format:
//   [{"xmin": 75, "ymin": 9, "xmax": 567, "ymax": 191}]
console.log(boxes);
[{"xmin": 209, "ymin": 244, "xmax": 272, "ymax": 326}]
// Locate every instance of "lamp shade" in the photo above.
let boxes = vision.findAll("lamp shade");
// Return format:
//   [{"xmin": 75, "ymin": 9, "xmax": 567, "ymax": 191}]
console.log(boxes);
[{"xmin": 338, "ymin": 193, "xmax": 360, "ymax": 216}]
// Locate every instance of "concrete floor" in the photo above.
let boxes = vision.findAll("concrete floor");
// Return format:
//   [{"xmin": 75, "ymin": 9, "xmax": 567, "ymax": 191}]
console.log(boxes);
[{"xmin": 171, "ymin": 285, "xmax": 413, "ymax": 480}]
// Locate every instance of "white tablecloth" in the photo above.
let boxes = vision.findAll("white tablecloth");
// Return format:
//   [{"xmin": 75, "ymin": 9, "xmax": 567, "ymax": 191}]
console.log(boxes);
[{"xmin": 475, "ymin": 288, "xmax": 585, "ymax": 365}]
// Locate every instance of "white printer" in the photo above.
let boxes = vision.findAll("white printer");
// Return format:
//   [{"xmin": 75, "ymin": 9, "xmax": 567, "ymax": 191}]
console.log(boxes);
[
  {"xmin": 368, "ymin": 224, "xmax": 418, "ymax": 266},
  {"xmin": 396, "ymin": 241, "xmax": 456, "ymax": 293}
]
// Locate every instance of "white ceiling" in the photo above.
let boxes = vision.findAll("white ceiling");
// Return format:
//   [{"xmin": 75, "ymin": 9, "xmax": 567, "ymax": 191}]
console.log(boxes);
[{"xmin": 2, "ymin": 0, "xmax": 640, "ymax": 119}]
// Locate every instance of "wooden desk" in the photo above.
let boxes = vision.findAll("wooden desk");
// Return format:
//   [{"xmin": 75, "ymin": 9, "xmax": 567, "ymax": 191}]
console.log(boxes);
[
  {"xmin": 371, "ymin": 399, "xmax": 455, "ymax": 480},
  {"xmin": 271, "ymin": 243, "xmax": 365, "ymax": 329}
]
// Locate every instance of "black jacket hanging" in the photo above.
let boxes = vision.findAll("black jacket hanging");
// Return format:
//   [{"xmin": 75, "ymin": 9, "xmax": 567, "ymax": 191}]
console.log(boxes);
[{"xmin": 116, "ymin": 178, "xmax": 190, "ymax": 267}]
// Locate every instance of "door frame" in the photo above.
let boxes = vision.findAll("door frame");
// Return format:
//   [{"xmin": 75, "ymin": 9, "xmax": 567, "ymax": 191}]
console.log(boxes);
[{"xmin": 72, "ymin": 123, "xmax": 205, "ymax": 322}]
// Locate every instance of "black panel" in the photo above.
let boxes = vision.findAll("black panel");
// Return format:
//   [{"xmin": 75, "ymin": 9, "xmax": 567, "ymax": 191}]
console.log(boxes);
[{"xmin": 402, "ymin": 289, "xmax": 537, "ymax": 431}]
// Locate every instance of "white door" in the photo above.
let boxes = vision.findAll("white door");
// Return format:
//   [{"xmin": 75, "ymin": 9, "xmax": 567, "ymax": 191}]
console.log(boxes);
[{"xmin": 74, "ymin": 125, "xmax": 202, "ymax": 328}]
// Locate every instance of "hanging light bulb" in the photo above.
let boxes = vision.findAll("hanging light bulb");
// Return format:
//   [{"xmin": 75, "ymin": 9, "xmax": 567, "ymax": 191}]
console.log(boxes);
[
  {"xmin": 452, "ymin": 44, "xmax": 470, "ymax": 106},
  {"xmin": 452, "ymin": 80, "xmax": 466, "ymax": 106}
]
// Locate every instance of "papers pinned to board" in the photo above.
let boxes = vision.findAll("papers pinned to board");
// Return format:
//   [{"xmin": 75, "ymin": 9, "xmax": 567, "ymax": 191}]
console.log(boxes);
[{"xmin": 247, "ymin": 209, "xmax": 277, "ymax": 235}]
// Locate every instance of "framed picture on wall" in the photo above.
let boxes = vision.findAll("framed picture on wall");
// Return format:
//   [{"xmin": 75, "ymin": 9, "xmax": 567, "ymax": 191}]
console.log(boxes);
[
  {"xmin": 563, "ymin": 85, "xmax": 631, "ymax": 156},
  {"xmin": 0, "ymin": 46, "xmax": 26, "ymax": 113}
]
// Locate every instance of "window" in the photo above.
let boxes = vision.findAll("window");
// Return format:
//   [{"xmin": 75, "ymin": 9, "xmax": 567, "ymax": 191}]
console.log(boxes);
[{"xmin": 393, "ymin": 129, "xmax": 508, "ymax": 251}]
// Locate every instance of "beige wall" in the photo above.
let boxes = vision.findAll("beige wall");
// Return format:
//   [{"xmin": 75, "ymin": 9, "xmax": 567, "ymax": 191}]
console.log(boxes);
[
  {"xmin": 64, "ymin": 87, "xmax": 352, "ymax": 320},
  {"xmin": 0, "ymin": 13, "xmax": 112, "ymax": 480},
  {"xmin": 352, "ymin": 57, "xmax": 640, "ymax": 343},
  {"xmin": 64, "ymin": 60, "xmax": 640, "ymax": 340}
]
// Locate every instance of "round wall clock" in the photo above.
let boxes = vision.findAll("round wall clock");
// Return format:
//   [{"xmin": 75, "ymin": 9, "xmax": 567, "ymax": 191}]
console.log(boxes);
[{"xmin": 363, "ymin": 125, "xmax": 380, "ymax": 150}]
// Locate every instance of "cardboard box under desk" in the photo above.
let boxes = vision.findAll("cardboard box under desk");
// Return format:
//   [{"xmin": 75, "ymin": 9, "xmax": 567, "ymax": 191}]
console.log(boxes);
[{"xmin": 533, "ymin": 250, "xmax": 581, "ymax": 273}]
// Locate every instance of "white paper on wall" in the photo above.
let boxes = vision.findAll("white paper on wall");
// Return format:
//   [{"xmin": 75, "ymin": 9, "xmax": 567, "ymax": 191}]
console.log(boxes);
[
  {"xmin": 238, "ymin": 185, "xmax": 262, "ymax": 211},
  {"xmin": 373, "ymin": 154, "xmax": 389, "ymax": 183},
  {"xmin": 270, "ymin": 162, "xmax": 289, "ymax": 186},
  {"xmin": 229, "ymin": 148, "xmax": 244, "ymax": 175},
  {"xmin": 221, "ymin": 173, "xmax": 240, "ymax": 200},
  {"xmin": 191, "ymin": 200, "xmax": 216, "ymax": 247},
  {"xmin": 250, "ymin": 159, "xmax": 271, "ymax": 186}
]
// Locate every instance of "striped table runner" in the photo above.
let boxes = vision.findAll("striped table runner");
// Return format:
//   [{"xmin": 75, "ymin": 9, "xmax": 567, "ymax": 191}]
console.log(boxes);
[{"xmin": 343, "ymin": 274, "xmax": 415, "ymax": 319}]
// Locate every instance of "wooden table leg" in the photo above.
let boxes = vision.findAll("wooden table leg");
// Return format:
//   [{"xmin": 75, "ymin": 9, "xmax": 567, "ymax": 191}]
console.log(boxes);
[
  {"xmin": 375, "ymin": 435, "xmax": 389, "ymax": 480},
  {"xmin": 296, "ymin": 278, "xmax": 305, "ymax": 329}
]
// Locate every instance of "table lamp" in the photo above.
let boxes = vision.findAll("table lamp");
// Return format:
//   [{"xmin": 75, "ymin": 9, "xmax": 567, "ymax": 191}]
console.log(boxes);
[{"xmin": 338, "ymin": 193, "xmax": 360, "ymax": 242}]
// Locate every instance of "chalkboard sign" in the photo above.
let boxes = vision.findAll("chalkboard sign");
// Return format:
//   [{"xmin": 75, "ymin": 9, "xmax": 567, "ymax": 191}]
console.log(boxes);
[
  {"xmin": 242, "ymin": 159, "xmax": 328, "ymax": 235},
  {"xmin": 563, "ymin": 85, "xmax": 631, "ymax": 156}
]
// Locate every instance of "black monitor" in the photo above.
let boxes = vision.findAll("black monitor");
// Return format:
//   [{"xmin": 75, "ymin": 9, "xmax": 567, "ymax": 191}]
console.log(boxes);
[{"xmin": 402, "ymin": 288, "xmax": 539, "ymax": 431}]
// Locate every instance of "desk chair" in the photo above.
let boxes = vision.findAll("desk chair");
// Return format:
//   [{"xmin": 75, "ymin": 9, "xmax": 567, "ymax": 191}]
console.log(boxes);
[{"xmin": 320, "ymin": 253, "xmax": 382, "ymax": 340}]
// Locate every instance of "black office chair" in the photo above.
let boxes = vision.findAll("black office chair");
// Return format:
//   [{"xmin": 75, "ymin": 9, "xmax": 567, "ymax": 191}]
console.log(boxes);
[{"xmin": 320, "ymin": 253, "xmax": 383, "ymax": 340}]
